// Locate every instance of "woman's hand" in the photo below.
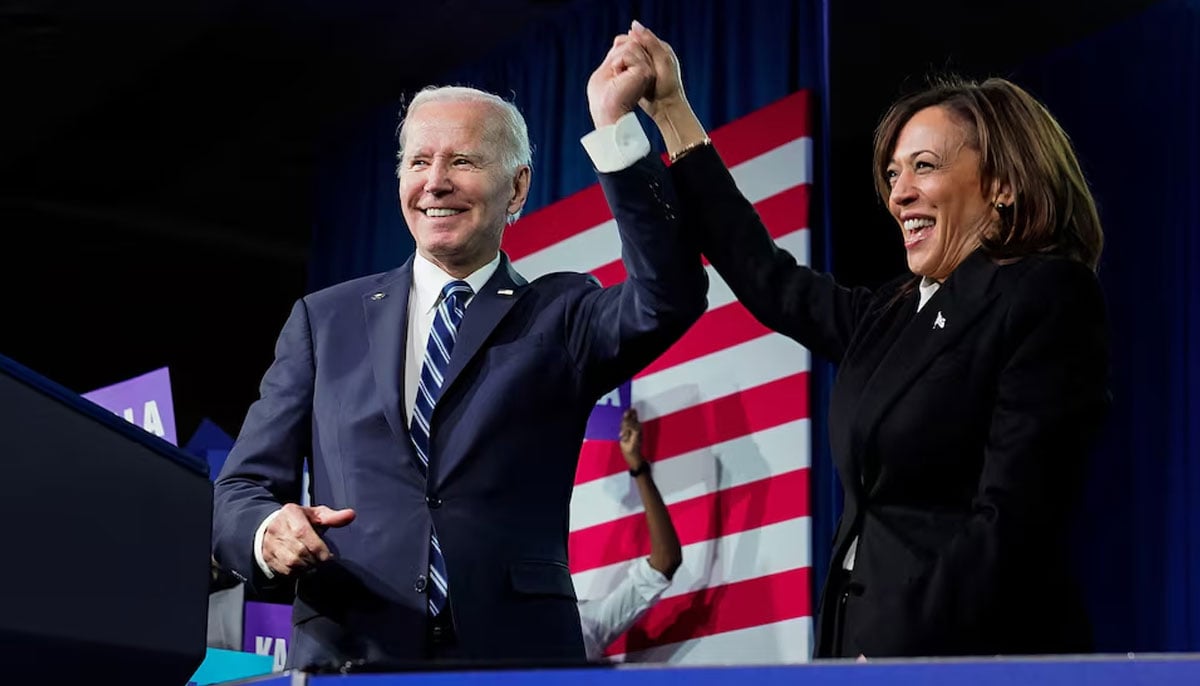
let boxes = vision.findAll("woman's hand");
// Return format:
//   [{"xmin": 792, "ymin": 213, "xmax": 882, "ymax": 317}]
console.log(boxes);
[
  {"xmin": 626, "ymin": 21, "xmax": 709, "ymax": 160},
  {"xmin": 627, "ymin": 21, "xmax": 686, "ymax": 121}
]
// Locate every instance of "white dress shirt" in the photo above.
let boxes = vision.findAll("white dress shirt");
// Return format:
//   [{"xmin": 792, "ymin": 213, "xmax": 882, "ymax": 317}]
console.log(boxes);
[
  {"xmin": 402, "ymin": 252, "xmax": 499, "ymax": 426},
  {"xmin": 578, "ymin": 557, "xmax": 672, "ymax": 660},
  {"xmin": 916, "ymin": 275, "xmax": 941, "ymax": 313},
  {"xmin": 842, "ymin": 276, "xmax": 941, "ymax": 571}
]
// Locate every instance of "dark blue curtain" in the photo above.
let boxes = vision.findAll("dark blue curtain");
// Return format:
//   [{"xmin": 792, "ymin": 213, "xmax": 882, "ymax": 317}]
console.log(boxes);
[
  {"xmin": 311, "ymin": 105, "xmax": 418, "ymax": 295},
  {"xmin": 1012, "ymin": 0, "xmax": 1200, "ymax": 652}
]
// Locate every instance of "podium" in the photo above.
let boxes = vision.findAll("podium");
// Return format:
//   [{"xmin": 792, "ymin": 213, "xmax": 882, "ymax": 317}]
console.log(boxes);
[{"xmin": 0, "ymin": 354, "xmax": 212, "ymax": 685}]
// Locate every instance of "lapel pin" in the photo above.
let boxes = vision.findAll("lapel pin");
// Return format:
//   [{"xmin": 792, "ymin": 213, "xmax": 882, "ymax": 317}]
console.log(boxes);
[
  {"xmin": 497, "ymin": 288, "xmax": 514, "ymax": 296},
  {"xmin": 933, "ymin": 311, "xmax": 947, "ymax": 329},
  {"xmin": 370, "ymin": 292, "xmax": 387, "ymax": 301}
]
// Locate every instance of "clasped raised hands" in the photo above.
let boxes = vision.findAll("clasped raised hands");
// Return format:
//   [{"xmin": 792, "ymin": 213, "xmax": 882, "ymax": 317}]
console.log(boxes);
[
  {"xmin": 590, "ymin": 21, "xmax": 706, "ymax": 158},
  {"xmin": 586, "ymin": 24, "xmax": 657, "ymax": 128}
]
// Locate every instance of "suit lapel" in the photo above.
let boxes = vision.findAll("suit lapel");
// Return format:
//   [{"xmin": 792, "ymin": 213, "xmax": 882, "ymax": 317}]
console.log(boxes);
[
  {"xmin": 849, "ymin": 252, "xmax": 1001, "ymax": 480},
  {"xmin": 363, "ymin": 259, "xmax": 414, "ymax": 442},
  {"xmin": 432, "ymin": 255, "xmax": 529, "ymax": 482},
  {"xmin": 438, "ymin": 254, "xmax": 529, "ymax": 396}
]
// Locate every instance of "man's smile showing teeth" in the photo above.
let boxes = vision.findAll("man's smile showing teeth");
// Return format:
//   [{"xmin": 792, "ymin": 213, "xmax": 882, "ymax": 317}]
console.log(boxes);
[{"xmin": 425, "ymin": 208, "xmax": 465, "ymax": 217}]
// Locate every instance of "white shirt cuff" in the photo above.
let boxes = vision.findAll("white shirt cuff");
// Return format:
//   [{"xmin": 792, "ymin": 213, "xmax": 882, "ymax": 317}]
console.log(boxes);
[
  {"xmin": 580, "ymin": 112, "xmax": 652, "ymax": 173},
  {"xmin": 254, "ymin": 508, "xmax": 283, "ymax": 579}
]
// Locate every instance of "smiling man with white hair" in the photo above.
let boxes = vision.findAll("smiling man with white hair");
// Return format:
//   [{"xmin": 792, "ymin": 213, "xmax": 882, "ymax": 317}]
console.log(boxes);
[{"xmin": 212, "ymin": 35, "xmax": 708, "ymax": 670}]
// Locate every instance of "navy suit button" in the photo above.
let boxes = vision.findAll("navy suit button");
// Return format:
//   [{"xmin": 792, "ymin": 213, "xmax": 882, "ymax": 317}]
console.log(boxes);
[
  {"xmin": 414, "ymin": 575, "xmax": 427, "ymax": 592},
  {"xmin": 426, "ymin": 496, "xmax": 442, "ymax": 508}
]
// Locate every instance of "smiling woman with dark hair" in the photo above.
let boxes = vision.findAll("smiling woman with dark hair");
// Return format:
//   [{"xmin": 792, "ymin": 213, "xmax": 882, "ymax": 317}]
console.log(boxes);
[
  {"xmin": 624, "ymin": 22, "xmax": 1111, "ymax": 659},
  {"xmin": 872, "ymin": 76, "xmax": 1104, "ymax": 276}
]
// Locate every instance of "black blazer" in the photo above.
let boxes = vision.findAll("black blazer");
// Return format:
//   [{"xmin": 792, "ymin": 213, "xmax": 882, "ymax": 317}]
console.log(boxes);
[
  {"xmin": 212, "ymin": 155, "xmax": 707, "ymax": 670},
  {"xmin": 671, "ymin": 145, "xmax": 1109, "ymax": 658}
]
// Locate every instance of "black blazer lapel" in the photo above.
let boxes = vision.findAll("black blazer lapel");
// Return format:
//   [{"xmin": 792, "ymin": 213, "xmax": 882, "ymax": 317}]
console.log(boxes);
[
  {"xmin": 849, "ymin": 252, "xmax": 1002, "ymax": 482},
  {"xmin": 363, "ymin": 258, "xmax": 414, "ymax": 442},
  {"xmin": 835, "ymin": 292, "xmax": 915, "ymax": 502}
]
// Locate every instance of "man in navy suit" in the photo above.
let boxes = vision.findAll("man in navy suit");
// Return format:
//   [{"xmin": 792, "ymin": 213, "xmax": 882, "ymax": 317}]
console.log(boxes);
[{"xmin": 211, "ymin": 36, "xmax": 706, "ymax": 669}]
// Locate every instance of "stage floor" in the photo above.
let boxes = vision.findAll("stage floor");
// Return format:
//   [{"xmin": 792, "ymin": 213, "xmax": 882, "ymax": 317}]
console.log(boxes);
[{"xmin": 217, "ymin": 653, "xmax": 1200, "ymax": 686}]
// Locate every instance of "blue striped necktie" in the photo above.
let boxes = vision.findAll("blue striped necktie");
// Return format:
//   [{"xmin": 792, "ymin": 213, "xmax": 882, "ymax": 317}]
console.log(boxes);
[{"xmin": 410, "ymin": 279, "xmax": 472, "ymax": 617}]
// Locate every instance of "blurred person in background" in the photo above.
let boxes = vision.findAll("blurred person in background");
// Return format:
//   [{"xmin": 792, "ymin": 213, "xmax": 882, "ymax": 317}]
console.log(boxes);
[{"xmin": 578, "ymin": 408, "xmax": 682, "ymax": 660}]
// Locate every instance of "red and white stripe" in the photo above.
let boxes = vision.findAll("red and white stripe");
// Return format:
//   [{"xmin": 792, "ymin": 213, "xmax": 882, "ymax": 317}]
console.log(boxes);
[{"xmin": 505, "ymin": 91, "xmax": 814, "ymax": 664}]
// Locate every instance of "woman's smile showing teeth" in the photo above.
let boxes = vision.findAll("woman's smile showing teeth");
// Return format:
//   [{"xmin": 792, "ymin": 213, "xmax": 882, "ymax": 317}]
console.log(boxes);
[{"xmin": 903, "ymin": 217, "xmax": 935, "ymax": 247}]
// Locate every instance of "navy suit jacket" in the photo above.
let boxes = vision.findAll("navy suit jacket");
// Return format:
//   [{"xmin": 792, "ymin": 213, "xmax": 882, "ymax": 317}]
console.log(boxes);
[{"xmin": 212, "ymin": 155, "xmax": 707, "ymax": 670}]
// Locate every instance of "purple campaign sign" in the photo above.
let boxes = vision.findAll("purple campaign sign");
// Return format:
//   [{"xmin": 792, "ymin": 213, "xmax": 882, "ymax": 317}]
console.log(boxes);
[
  {"xmin": 585, "ymin": 380, "xmax": 631, "ymax": 441},
  {"xmin": 243, "ymin": 601, "xmax": 292, "ymax": 669},
  {"xmin": 82, "ymin": 366, "xmax": 178, "ymax": 446}
]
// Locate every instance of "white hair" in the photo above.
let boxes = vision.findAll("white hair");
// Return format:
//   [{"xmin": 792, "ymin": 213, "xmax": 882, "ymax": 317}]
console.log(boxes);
[{"xmin": 395, "ymin": 86, "xmax": 533, "ymax": 223}]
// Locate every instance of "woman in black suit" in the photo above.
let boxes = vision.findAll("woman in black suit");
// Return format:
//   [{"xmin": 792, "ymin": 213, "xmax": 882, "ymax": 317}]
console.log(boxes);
[{"xmin": 624, "ymin": 24, "xmax": 1110, "ymax": 658}]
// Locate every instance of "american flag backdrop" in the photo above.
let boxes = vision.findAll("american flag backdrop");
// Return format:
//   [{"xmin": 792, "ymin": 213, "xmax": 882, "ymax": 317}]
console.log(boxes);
[{"xmin": 503, "ymin": 91, "xmax": 814, "ymax": 664}]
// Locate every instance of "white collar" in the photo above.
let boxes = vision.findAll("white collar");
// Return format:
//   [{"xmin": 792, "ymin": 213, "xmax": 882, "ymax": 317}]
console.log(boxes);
[
  {"xmin": 412, "ymin": 251, "xmax": 502, "ymax": 314},
  {"xmin": 917, "ymin": 276, "xmax": 941, "ymax": 312}
]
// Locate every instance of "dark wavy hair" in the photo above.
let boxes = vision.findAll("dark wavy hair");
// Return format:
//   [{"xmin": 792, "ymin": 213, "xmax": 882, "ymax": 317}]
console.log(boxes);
[{"xmin": 873, "ymin": 76, "xmax": 1103, "ymax": 272}]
